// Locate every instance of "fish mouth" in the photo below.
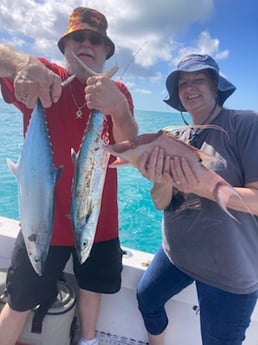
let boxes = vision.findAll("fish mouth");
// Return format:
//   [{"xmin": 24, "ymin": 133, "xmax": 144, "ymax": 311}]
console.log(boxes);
[{"xmin": 109, "ymin": 157, "xmax": 130, "ymax": 167}]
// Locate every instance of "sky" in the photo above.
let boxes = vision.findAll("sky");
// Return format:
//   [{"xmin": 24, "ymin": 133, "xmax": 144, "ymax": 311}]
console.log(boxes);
[{"xmin": 0, "ymin": 0, "xmax": 257, "ymax": 113}]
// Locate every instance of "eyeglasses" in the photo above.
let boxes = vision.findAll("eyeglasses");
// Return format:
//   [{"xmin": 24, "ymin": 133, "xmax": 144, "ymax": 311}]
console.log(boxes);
[
  {"xmin": 178, "ymin": 78, "xmax": 209, "ymax": 90},
  {"xmin": 69, "ymin": 31, "xmax": 104, "ymax": 46}
]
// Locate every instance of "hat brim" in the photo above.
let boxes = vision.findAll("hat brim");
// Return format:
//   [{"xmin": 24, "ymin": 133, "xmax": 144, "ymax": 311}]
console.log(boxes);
[
  {"xmin": 58, "ymin": 28, "xmax": 115, "ymax": 60},
  {"xmin": 164, "ymin": 67, "xmax": 236, "ymax": 112}
]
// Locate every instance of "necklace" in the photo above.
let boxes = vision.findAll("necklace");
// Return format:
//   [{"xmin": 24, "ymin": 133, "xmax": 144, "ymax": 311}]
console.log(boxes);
[
  {"xmin": 187, "ymin": 100, "xmax": 218, "ymax": 146},
  {"xmin": 69, "ymin": 84, "xmax": 87, "ymax": 119}
]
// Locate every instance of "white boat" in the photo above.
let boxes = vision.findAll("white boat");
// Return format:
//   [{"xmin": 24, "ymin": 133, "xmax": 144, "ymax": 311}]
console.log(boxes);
[{"xmin": 0, "ymin": 216, "xmax": 257, "ymax": 345}]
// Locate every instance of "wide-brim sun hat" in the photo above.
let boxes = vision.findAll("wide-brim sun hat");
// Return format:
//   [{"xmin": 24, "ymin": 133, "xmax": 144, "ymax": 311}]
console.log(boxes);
[
  {"xmin": 164, "ymin": 54, "xmax": 236, "ymax": 112},
  {"xmin": 58, "ymin": 7, "xmax": 115, "ymax": 60}
]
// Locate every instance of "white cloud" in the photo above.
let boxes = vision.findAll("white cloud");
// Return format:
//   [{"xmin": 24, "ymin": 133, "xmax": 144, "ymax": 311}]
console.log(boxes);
[
  {"xmin": 0, "ymin": 0, "xmax": 230, "ymax": 109},
  {"xmin": 133, "ymin": 88, "xmax": 152, "ymax": 95},
  {"xmin": 0, "ymin": 0, "xmax": 216, "ymax": 68},
  {"xmin": 168, "ymin": 31, "xmax": 229, "ymax": 68}
]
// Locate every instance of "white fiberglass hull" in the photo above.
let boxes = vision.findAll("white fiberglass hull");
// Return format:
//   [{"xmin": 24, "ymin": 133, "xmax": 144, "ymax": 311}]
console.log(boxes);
[{"xmin": 0, "ymin": 216, "xmax": 257, "ymax": 345}]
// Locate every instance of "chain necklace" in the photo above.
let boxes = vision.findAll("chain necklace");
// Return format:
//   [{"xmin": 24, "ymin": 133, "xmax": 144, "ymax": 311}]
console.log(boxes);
[{"xmin": 69, "ymin": 84, "xmax": 87, "ymax": 119}]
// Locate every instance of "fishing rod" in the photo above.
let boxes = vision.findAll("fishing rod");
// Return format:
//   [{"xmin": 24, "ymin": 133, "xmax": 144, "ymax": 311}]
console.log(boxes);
[{"xmin": 119, "ymin": 41, "xmax": 148, "ymax": 81}]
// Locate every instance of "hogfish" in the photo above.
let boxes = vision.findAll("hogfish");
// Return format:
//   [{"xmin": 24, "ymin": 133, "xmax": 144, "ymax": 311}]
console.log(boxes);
[
  {"xmin": 7, "ymin": 101, "xmax": 62, "ymax": 275},
  {"xmin": 105, "ymin": 130, "xmax": 249, "ymax": 222}
]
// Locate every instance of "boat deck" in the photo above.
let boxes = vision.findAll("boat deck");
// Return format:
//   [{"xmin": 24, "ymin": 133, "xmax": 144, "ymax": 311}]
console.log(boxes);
[
  {"xmin": 1, "ymin": 217, "xmax": 258, "ymax": 345},
  {"xmin": 76, "ymin": 331, "xmax": 148, "ymax": 345}
]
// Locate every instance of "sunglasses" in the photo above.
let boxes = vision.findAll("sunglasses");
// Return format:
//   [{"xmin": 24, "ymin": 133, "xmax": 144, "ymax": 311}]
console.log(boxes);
[
  {"xmin": 178, "ymin": 78, "xmax": 210, "ymax": 90},
  {"xmin": 69, "ymin": 31, "xmax": 104, "ymax": 46}
]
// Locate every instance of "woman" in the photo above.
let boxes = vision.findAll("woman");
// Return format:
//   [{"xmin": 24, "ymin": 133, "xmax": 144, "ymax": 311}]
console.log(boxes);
[{"xmin": 136, "ymin": 54, "xmax": 258, "ymax": 345}]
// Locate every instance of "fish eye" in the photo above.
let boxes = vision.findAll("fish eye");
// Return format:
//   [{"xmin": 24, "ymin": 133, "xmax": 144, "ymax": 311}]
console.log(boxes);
[{"xmin": 82, "ymin": 239, "xmax": 89, "ymax": 249}]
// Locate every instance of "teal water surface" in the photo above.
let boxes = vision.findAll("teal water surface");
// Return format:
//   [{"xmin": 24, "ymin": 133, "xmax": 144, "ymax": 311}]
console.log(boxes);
[{"xmin": 0, "ymin": 99, "xmax": 186, "ymax": 254}]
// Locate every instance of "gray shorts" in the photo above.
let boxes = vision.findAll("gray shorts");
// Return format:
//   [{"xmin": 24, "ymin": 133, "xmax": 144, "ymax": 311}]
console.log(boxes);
[{"xmin": 6, "ymin": 231, "xmax": 123, "ymax": 311}]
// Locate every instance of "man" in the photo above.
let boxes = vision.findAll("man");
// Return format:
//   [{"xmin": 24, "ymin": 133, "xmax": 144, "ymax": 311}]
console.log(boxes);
[{"xmin": 0, "ymin": 7, "xmax": 138, "ymax": 345}]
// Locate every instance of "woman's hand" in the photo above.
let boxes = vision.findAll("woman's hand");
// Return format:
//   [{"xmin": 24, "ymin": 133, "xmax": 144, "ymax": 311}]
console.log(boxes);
[
  {"xmin": 136, "ymin": 147, "xmax": 201, "ymax": 209},
  {"xmin": 137, "ymin": 147, "xmax": 174, "ymax": 209},
  {"xmin": 137, "ymin": 147, "xmax": 173, "ymax": 184},
  {"xmin": 168, "ymin": 156, "xmax": 200, "ymax": 193}
]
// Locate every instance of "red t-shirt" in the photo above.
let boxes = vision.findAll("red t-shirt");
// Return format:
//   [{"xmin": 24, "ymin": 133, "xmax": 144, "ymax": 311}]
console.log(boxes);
[{"xmin": 0, "ymin": 59, "xmax": 134, "ymax": 245}]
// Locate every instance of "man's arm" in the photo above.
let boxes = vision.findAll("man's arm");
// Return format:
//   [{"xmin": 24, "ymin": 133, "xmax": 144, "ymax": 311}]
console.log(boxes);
[
  {"xmin": 108, "ymin": 92, "xmax": 138, "ymax": 143},
  {"xmin": 0, "ymin": 43, "xmax": 62, "ymax": 108},
  {"xmin": 0, "ymin": 43, "xmax": 31, "ymax": 79}
]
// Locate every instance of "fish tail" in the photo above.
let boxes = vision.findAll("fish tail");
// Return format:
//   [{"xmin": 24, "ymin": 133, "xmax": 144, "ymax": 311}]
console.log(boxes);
[{"xmin": 213, "ymin": 182, "xmax": 253, "ymax": 223}]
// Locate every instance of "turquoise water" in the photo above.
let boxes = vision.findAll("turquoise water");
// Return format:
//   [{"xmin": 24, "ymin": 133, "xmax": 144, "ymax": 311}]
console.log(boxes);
[{"xmin": 0, "ymin": 99, "xmax": 187, "ymax": 254}]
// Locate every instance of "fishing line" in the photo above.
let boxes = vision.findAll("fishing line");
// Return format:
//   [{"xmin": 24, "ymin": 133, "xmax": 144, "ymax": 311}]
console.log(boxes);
[{"xmin": 119, "ymin": 41, "xmax": 148, "ymax": 81}]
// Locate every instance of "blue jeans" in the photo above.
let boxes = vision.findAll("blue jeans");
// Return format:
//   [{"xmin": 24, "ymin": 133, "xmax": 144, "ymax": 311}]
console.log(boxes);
[{"xmin": 136, "ymin": 246, "xmax": 258, "ymax": 345}]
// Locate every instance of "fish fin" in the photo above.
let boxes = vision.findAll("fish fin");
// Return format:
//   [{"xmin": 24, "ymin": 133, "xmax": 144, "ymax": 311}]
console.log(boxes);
[
  {"xmin": 6, "ymin": 158, "xmax": 18, "ymax": 177},
  {"xmin": 71, "ymin": 148, "xmax": 78, "ymax": 164},
  {"xmin": 213, "ymin": 182, "xmax": 240, "ymax": 223},
  {"xmin": 213, "ymin": 182, "xmax": 254, "ymax": 223},
  {"xmin": 163, "ymin": 124, "xmax": 229, "ymax": 138},
  {"xmin": 196, "ymin": 150, "xmax": 221, "ymax": 165},
  {"xmin": 55, "ymin": 165, "xmax": 63, "ymax": 182},
  {"xmin": 109, "ymin": 158, "xmax": 132, "ymax": 168}
]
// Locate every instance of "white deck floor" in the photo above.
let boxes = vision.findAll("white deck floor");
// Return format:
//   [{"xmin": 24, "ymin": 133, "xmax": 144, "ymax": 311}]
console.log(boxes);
[{"xmin": 0, "ymin": 216, "xmax": 258, "ymax": 345}]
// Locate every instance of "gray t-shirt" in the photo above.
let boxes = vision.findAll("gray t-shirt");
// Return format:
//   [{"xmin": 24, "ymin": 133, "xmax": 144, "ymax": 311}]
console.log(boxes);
[{"xmin": 163, "ymin": 108, "xmax": 258, "ymax": 294}]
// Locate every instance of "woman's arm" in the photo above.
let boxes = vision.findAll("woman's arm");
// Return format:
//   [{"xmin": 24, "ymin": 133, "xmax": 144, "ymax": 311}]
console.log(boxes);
[
  {"xmin": 170, "ymin": 156, "xmax": 258, "ymax": 216},
  {"xmin": 151, "ymin": 182, "xmax": 173, "ymax": 210}
]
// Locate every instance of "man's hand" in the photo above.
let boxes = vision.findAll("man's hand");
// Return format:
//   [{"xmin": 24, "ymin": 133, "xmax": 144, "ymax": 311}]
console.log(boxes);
[
  {"xmin": 85, "ymin": 75, "xmax": 128, "ymax": 116},
  {"xmin": 14, "ymin": 57, "xmax": 62, "ymax": 109}
]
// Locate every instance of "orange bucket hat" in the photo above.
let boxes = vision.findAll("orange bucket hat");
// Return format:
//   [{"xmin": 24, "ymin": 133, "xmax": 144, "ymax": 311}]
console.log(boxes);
[{"xmin": 58, "ymin": 7, "xmax": 115, "ymax": 59}]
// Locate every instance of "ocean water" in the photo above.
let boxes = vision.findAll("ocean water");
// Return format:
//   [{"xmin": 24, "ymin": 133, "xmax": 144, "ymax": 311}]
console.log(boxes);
[{"xmin": 0, "ymin": 99, "xmax": 187, "ymax": 254}]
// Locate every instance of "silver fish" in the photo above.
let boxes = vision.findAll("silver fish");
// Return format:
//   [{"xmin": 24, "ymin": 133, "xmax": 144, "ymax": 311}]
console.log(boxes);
[
  {"xmin": 105, "ymin": 130, "xmax": 249, "ymax": 222},
  {"xmin": 70, "ymin": 54, "xmax": 118, "ymax": 264},
  {"xmin": 7, "ymin": 101, "xmax": 62, "ymax": 275},
  {"xmin": 71, "ymin": 110, "xmax": 110, "ymax": 264}
]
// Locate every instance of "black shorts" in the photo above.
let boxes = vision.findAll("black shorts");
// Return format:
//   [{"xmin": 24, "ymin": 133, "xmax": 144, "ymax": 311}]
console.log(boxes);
[{"xmin": 6, "ymin": 231, "xmax": 123, "ymax": 311}]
